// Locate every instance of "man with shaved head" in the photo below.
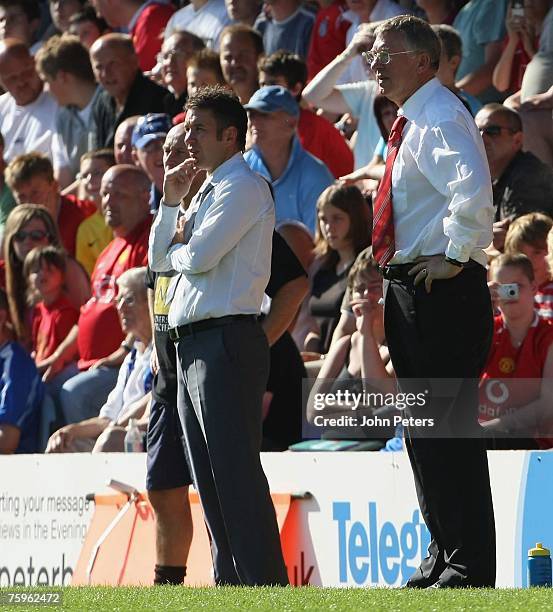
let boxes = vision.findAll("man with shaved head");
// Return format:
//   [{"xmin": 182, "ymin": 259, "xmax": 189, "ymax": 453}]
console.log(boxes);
[
  {"xmin": 89, "ymin": 33, "xmax": 167, "ymax": 149},
  {"xmin": 45, "ymin": 164, "xmax": 153, "ymax": 426},
  {"xmin": 114, "ymin": 115, "xmax": 141, "ymax": 165},
  {"xmin": 0, "ymin": 38, "xmax": 59, "ymax": 163}
]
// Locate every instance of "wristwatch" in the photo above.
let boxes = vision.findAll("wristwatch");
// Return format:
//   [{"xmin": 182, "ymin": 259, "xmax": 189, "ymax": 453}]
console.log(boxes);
[{"xmin": 445, "ymin": 256, "xmax": 464, "ymax": 268}]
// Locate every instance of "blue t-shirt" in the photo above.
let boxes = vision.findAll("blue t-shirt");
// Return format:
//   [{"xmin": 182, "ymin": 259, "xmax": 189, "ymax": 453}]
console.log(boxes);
[
  {"xmin": 454, "ymin": 0, "xmax": 507, "ymax": 94},
  {"xmin": 255, "ymin": 7, "xmax": 315, "ymax": 59},
  {"xmin": 0, "ymin": 341, "xmax": 44, "ymax": 453},
  {"xmin": 244, "ymin": 136, "xmax": 334, "ymax": 234}
]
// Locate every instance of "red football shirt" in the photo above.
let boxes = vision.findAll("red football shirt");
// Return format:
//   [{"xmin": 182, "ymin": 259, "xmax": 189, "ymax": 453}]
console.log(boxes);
[
  {"xmin": 307, "ymin": 0, "xmax": 351, "ymax": 81},
  {"xmin": 32, "ymin": 294, "xmax": 79, "ymax": 364},
  {"xmin": 479, "ymin": 312, "xmax": 553, "ymax": 447},
  {"xmin": 77, "ymin": 217, "xmax": 151, "ymax": 369},
  {"xmin": 131, "ymin": 2, "xmax": 176, "ymax": 72},
  {"xmin": 298, "ymin": 108, "xmax": 354, "ymax": 178},
  {"xmin": 58, "ymin": 195, "xmax": 96, "ymax": 258}
]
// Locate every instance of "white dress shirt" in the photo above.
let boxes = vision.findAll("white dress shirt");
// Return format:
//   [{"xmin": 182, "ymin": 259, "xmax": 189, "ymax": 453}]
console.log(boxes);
[
  {"xmin": 148, "ymin": 153, "xmax": 275, "ymax": 327},
  {"xmin": 389, "ymin": 78, "xmax": 494, "ymax": 266}
]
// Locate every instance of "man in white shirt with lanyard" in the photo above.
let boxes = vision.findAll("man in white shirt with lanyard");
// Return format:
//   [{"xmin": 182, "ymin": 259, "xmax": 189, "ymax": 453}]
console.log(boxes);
[
  {"xmin": 365, "ymin": 16, "xmax": 496, "ymax": 588},
  {"xmin": 148, "ymin": 86, "xmax": 288, "ymax": 586}
]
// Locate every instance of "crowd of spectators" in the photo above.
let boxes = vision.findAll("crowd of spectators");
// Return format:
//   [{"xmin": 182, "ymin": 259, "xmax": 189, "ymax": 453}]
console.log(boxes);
[{"xmin": 1, "ymin": 0, "xmax": 553, "ymax": 455}]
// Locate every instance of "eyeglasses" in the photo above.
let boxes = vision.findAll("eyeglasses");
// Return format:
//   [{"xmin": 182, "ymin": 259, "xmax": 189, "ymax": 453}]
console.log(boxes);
[
  {"xmin": 479, "ymin": 125, "xmax": 519, "ymax": 137},
  {"xmin": 362, "ymin": 49, "xmax": 419, "ymax": 66},
  {"xmin": 13, "ymin": 230, "xmax": 50, "ymax": 243}
]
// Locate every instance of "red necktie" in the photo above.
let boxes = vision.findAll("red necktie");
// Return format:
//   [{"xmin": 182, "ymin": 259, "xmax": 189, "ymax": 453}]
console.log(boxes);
[{"xmin": 372, "ymin": 115, "xmax": 408, "ymax": 267}]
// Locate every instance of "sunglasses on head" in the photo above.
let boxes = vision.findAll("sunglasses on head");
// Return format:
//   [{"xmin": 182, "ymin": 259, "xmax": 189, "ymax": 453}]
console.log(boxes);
[
  {"xmin": 479, "ymin": 125, "xmax": 518, "ymax": 137},
  {"xmin": 13, "ymin": 230, "xmax": 50, "ymax": 243}
]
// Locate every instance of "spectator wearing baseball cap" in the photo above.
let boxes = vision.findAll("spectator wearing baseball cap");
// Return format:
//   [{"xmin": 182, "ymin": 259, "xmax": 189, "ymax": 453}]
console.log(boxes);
[
  {"xmin": 258, "ymin": 50, "xmax": 354, "ymax": 179},
  {"xmin": 132, "ymin": 113, "xmax": 172, "ymax": 213},
  {"xmin": 244, "ymin": 85, "xmax": 333, "ymax": 234}
]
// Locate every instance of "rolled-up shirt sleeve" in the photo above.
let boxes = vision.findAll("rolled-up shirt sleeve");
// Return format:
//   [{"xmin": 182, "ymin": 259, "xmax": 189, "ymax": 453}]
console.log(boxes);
[
  {"xmin": 167, "ymin": 179, "xmax": 267, "ymax": 274},
  {"xmin": 148, "ymin": 203, "xmax": 179, "ymax": 272},
  {"xmin": 418, "ymin": 121, "xmax": 494, "ymax": 262}
]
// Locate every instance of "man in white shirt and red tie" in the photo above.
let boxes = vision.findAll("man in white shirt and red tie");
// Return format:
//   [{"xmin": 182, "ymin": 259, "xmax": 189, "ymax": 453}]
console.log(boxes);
[
  {"xmin": 148, "ymin": 86, "xmax": 288, "ymax": 586},
  {"xmin": 365, "ymin": 16, "xmax": 496, "ymax": 588}
]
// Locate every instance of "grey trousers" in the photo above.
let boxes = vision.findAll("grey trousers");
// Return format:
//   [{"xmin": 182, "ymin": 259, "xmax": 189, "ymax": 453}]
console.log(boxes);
[{"xmin": 175, "ymin": 318, "xmax": 289, "ymax": 586}]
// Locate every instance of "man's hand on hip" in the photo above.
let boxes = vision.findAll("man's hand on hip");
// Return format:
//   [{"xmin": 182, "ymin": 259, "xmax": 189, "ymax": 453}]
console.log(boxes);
[
  {"xmin": 408, "ymin": 255, "xmax": 463, "ymax": 293},
  {"xmin": 163, "ymin": 157, "xmax": 200, "ymax": 206}
]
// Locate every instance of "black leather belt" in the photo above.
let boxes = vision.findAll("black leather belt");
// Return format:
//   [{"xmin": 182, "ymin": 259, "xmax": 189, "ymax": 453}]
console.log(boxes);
[
  {"xmin": 380, "ymin": 259, "xmax": 480, "ymax": 281},
  {"xmin": 168, "ymin": 314, "xmax": 256, "ymax": 341}
]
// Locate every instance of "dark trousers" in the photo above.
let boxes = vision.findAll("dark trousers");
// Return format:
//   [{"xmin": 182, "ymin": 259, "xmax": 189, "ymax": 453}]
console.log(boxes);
[
  {"xmin": 384, "ymin": 264, "xmax": 496, "ymax": 587},
  {"xmin": 175, "ymin": 318, "xmax": 288, "ymax": 586}
]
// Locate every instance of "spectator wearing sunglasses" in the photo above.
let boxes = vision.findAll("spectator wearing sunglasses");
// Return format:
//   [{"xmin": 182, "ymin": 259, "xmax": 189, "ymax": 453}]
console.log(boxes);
[
  {"xmin": 2, "ymin": 204, "xmax": 90, "ymax": 348},
  {"xmin": 475, "ymin": 103, "xmax": 553, "ymax": 250}
]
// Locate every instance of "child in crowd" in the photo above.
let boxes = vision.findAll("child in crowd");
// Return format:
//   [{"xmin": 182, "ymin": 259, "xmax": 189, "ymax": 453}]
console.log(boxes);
[
  {"xmin": 306, "ymin": 247, "xmax": 396, "ymax": 446},
  {"xmin": 480, "ymin": 253, "xmax": 553, "ymax": 449},
  {"xmin": 75, "ymin": 150, "xmax": 115, "ymax": 276},
  {"xmin": 302, "ymin": 184, "xmax": 370, "ymax": 357},
  {"xmin": 504, "ymin": 212, "xmax": 553, "ymax": 319},
  {"xmin": 24, "ymin": 246, "xmax": 79, "ymax": 388},
  {"xmin": 170, "ymin": 49, "xmax": 226, "ymax": 125}
]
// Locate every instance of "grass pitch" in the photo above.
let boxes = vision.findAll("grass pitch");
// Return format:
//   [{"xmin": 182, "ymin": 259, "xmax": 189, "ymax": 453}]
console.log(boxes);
[{"xmin": 1, "ymin": 586, "xmax": 553, "ymax": 612}]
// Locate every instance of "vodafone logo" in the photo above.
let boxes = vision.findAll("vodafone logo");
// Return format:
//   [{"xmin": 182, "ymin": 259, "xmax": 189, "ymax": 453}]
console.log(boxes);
[{"xmin": 485, "ymin": 379, "xmax": 510, "ymax": 405}]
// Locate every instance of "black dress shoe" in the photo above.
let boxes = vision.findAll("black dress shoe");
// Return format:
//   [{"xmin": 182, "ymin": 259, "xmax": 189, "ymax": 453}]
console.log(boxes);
[
  {"xmin": 403, "ymin": 578, "xmax": 436, "ymax": 588},
  {"xmin": 403, "ymin": 571, "xmax": 442, "ymax": 589},
  {"xmin": 426, "ymin": 577, "xmax": 466, "ymax": 589}
]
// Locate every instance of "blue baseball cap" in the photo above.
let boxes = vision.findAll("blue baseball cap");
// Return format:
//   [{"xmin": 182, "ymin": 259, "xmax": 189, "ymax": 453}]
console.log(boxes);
[
  {"xmin": 132, "ymin": 113, "xmax": 172, "ymax": 149},
  {"xmin": 244, "ymin": 85, "xmax": 299, "ymax": 117}
]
